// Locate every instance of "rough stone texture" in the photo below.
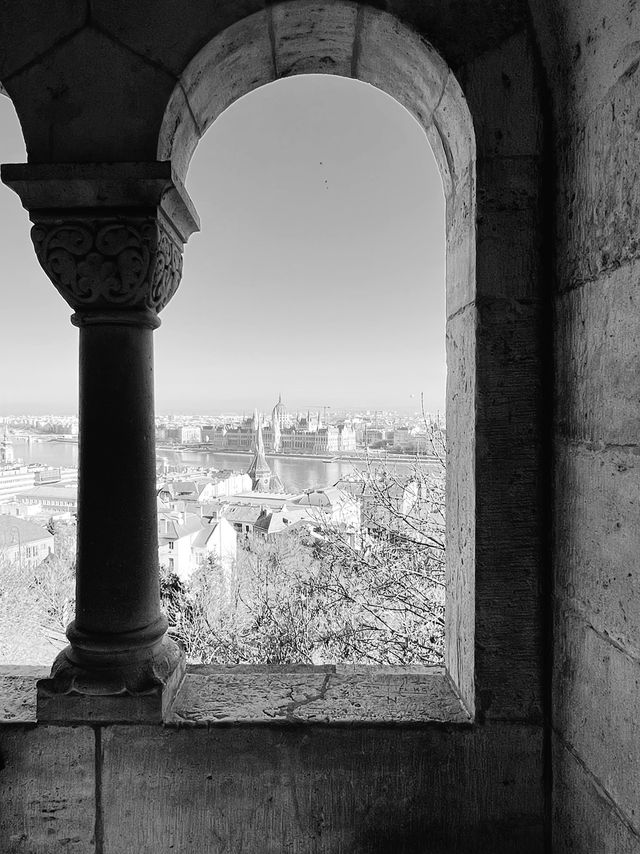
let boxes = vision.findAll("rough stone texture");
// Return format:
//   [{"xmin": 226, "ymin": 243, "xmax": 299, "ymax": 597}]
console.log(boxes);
[
  {"xmin": 475, "ymin": 297, "xmax": 544, "ymax": 722},
  {"xmin": 170, "ymin": 665, "xmax": 469, "ymax": 724},
  {"xmin": 0, "ymin": 1, "xmax": 556, "ymax": 848},
  {"xmin": 555, "ymin": 443, "xmax": 639, "ymax": 658},
  {"xmin": 179, "ymin": 10, "xmax": 274, "ymax": 138},
  {"xmin": 156, "ymin": 83, "xmax": 201, "ymax": 184},
  {"xmin": 386, "ymin": 0, "xmax": 530, "ymax": 70},
  {"xmin": 445, "ymin": 172, "xmax": 475, "ymax": 317},
  {"xmin": 447, "ymin": 35, "xmax": 544, "ymax": 726},
  {"xmin": 425, "ymin": 120, "xmax": 454, "ymax": 199},
  {"xmin": 3, "ymin": 28, "xmax": 176, "ymax": 164},
  {"xmin": 553, "ymin": 733, "xmax": 640, "ymax": 853},
  {"xmin": 537, "ymin": 0, "xmax": 640, "ymax": 129},
  {"xmin": 272, "ymin": 1, "xmax": 358, "ymax": 78},
  {"xmin": 459, "ymin": 31, "xmax": 543, "ymax": 159},
  {"xmin": 0, "ymin": 1, "xmax": 86, "ymax": 82},
  {"xmin": 101, "ymin": 722, "xmax": 544, "ymax": 854},
  {"xmin": 356, "ymin": 6, "xmax": 449, "ymax": 133},
  {"xmin": 546, "ymin": 0, "xmax": 640, "ymax": 849},
  {"xmin": 431, "ymin": 71, "xmax": 475, "ymax": 192},
  {"xmin": 557, "ymin": 51, "xmax": 640, "ymax": 293},
  {"xmin": 0, "ymin": 725, "xmax": 95, "ymax": 854},
  {"xmin": 90, "ymin": 0, "xmax": 267, "ymax": 78},
  {"xmin": 90, "ymin": 0, "xmax": 530, "ymax": 82},
  {"xmin": 0, "ymin": 666, "xmax": 48, "ymax": 723},
  {"xmin": 476, "ymin": 160, "xmax": 541, "ymax": 302},
  {"xmin": 445, "ymin": 305, "xmax": 476, "ymax": 714},
  {"xmin": 556, "ymin": 262, "xmax": 640, "ymax": 447},
  {"xmin": 554, "ymin": 610, "xmax": 640, "ymax": 835}
]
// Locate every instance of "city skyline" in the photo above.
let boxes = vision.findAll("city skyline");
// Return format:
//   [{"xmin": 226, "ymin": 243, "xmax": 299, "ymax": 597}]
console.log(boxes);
[
  {"xmin": 0, "ymin": 74, "xmax": 446, "ymax": 414},
  {"xmin": 1, "ymin": 401, "xmax": 442, "ymax": 420}
]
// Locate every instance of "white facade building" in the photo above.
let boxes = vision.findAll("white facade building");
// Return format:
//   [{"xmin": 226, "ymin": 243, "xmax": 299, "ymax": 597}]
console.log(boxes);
[
  {"xmin": 158, "ymin": 510, "xmax": 237, "ymax": 581},
  {"xmin": 0, "ymin": 514, "xmax": 54, "ymax": 568}
]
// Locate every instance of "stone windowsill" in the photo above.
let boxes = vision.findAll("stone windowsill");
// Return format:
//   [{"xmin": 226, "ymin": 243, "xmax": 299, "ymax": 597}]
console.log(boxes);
[{"xmin": 0, "ymin": 664, "xmax": 471, "ymax": 725}]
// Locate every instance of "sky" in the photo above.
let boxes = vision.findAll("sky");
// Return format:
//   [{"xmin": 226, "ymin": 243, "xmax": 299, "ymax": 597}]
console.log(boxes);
[{"xmin": 0, "ymin": 74, "xmax": 445, "ymax": 416}]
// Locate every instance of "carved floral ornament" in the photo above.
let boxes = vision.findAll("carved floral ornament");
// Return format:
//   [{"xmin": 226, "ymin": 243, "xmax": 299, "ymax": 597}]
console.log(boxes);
[{"xmin": 30, "ymin": 216, "xmax": 184, "ymax": 313}]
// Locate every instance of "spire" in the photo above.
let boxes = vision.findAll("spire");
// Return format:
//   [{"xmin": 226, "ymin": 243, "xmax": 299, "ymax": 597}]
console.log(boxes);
[
  {"xmin": 273, "ymin": 411, "xmax": 281, "ymax": 453},
  {"xmin": 247, "ymin": 415, "xmax": 272, "ymax": 492},
  {"xmin": 256, "ymin": 416, "xmax": 265, "ymax": 456},
  {"xmin": 251, "ymin": 408, "xmax": 259, "ymax": 452},
  {"xmin": 0, "ymin": 424, "xmax": 13, "ymax": 465},
  {"xmin": 271, "ymin": 394, "xmax": 286, "ymax": 451}
]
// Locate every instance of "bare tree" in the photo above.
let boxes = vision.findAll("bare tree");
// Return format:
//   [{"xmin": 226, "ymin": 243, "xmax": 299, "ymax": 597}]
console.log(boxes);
[
  {"xmin": 161, "ymin": 419, "xmax": 446, "ymax": 666},
  {"xmin": 0, "ymin": 521, "xmax": 75, "ymax": 663}
]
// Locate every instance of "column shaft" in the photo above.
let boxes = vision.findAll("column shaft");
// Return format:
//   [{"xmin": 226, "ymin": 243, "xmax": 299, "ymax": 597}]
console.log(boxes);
[{"xmin": 74, "ymin": 316, "xmax": 161, "ymax": 639}]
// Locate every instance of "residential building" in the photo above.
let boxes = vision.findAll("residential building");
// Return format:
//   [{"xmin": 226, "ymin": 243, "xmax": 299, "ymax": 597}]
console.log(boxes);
[
  {"xmin": 0, "ymin": 462, "xmax": 77, "ymax": 506},
  {"xmin": 0, "ymin": 466, "xmax": 39, "ymax": 505},
  {"xmin": 213, "ymin": 486, "xmax": 361, "ymax": 540},
  {"xmin": 158, "ymin": 471, "xmax": 253, "ymax": 508},
  {"xmin": 165, "ymin": 426, "xmax": 202, "ymax": 444},
  {"xmin": 17, "ymin": 485, "xmax": 78, "ymax": 517},
  {"xmin": 158, "ymin": 510, "xmax": 237, "ymax": 581},
  {"xmin": 0, "ymin": 514, "xmax": 54, "ymax": 568},
  {"xmin": 293, "ymin": 486, "xmax": 361, "ymax": 532}
]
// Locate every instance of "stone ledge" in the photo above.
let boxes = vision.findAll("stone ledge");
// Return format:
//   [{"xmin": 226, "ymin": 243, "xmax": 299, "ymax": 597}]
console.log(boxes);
[
  {"xmin": 0, "ymin": 665, "xmax": 49, "ymax": 723},
  {"xmin": 1, "ymin": 664, "xmax": 471, "ymax": 725},
  {"xmin": 170, "ymin": 664, "xmax": 471, "ymax": 725}
]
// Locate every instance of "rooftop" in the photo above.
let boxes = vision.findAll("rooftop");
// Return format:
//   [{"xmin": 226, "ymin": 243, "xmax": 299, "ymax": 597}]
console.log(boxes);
[{"xmin": 0, "ymin": 514, "xmax": 53, "ymax": 544}]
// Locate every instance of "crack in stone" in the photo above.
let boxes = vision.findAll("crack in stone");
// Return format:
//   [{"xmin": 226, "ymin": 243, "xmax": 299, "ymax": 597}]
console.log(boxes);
[
  {"xmin": 554, "ymin": 729, "xmax": 640, "ymax": 840},
  {"xmin": 278, "ymin": 674, "xmax": 333, "ymax": 722}
]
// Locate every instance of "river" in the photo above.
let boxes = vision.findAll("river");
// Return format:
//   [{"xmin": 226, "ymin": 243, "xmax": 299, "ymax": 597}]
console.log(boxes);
[{"xmin": 10, "ymin": 439, "xmax": 438, "ymax": 493}]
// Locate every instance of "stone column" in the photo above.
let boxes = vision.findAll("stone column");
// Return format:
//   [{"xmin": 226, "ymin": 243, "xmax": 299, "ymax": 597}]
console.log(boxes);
[{"xmin": 1, "ymin": 163, "xmax": 199, "ymax": 722}]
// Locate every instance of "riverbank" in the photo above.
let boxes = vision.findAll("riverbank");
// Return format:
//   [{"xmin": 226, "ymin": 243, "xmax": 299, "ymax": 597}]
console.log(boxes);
[
  {"xmin": 11, "ymin": 440, "xmax": 440, "ymax": 494},
  {"xmin": 44, "ymin": 437, "xmax": 439, "ymax": 465},
  {"xmin": 156, "ymin": 446, "xmax": 440, "ymax": 465}
]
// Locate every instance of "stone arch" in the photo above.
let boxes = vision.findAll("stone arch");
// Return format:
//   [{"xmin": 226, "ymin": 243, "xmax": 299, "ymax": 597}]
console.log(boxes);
[{"xmin": 158, "ymin": 1, "xmax": 477, "ymax": 712}]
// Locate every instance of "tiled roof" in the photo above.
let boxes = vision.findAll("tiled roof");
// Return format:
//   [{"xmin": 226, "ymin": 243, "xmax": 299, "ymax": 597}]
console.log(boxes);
[
  {"xmin": 158, "ymin": 512, "xmax": 205, "ymax": 541},
  {"xmin": 227, "ymin": 493, "xmax": 299, "ymax": 507},
  {"xmin": 19, "ymin": 485, "xmax": 77, "ymax": 500},
  {"xmin": 219, "ymin": 505, "xmax": 264, "ymax": 525},
  {"xmin": 295, "ymin": 486, "xmax": 344, "ymax": 507},
  {"xmin": 191, "ymin": 522, "xmax": 220, "ymax": 550},
  {"xmin": 0, "ymin": 514, "xmax": 53, "ymax": 544}
]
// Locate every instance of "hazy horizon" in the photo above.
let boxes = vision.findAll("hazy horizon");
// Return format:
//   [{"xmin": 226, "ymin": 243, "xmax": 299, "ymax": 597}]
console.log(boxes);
[
  {"xmin": 0, "ymin": 75, "xmax": 446, "ymax": 414},
  {"xmin": 1, "ymin": 399, "xmax": 441, "ymax": 418}
]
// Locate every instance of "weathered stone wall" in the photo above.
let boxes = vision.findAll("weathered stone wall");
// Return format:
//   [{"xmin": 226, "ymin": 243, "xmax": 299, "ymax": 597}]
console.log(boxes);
[
  {"xmin": 3, "ymin": 1, "xmax": 639, "ymax": 849},
  {"xmin": 0, "ymin": 1, "xmax": 550, "ymax": 850},
  {"xmin": 1, "ymin": 668, "xmax": 544, "ymax": 853},
  {"xmin": 530, "ymin": 1, "xmax": 640, "ymax": 849},
  {"xmin": 0, "ymin": 720, "xmax": 544, "ymax": 854}
]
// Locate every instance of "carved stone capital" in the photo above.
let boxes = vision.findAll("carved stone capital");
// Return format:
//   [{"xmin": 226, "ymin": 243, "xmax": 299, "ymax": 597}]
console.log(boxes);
[
  {"xmin": 0, "ymin": 161, "xmax": 200, "ymax": 316},
  {"xmin": 30, "ymin": 213, "xmax": 183, "ymax": 313}
]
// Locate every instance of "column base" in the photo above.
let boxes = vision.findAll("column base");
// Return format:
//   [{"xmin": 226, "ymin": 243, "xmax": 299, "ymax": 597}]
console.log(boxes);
[{"xmin": 36, "ymin": 636, "xmax": 186, "ymax": 724}]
